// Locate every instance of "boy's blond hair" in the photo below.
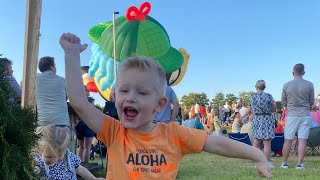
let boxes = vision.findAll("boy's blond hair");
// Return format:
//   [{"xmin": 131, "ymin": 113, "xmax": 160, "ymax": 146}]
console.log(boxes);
[
  {"xmin": 117, "ymin": 56, "xmax": 167, "ymax": 97},
  {"xmin": 37, "ymin": 126, "xmax": 70, "ymax": 161}
]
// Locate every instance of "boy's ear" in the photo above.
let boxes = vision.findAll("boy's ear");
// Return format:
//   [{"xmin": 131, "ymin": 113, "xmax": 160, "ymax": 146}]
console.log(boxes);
[{"xmin": 155, "ymin": 96, "xmax": 167, "ymax": 112}]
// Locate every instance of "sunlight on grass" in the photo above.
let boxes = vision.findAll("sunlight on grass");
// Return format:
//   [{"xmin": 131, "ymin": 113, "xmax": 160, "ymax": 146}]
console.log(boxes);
[
  {"xmin": 92, "ymin": 152, "xmax": 320, "ymax": 179},
  {"xmin": 178, "ymin": 153, "xmax": 320, "ymax": 180}
]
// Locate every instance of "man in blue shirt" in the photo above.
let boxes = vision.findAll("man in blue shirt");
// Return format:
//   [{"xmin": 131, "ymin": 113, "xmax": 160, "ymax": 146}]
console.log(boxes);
[{"xmin": 153, "ymin": 85, "xmax": 179, "ymax": 124}]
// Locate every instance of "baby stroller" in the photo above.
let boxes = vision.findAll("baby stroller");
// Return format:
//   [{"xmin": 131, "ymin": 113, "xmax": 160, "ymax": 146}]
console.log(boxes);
[{"xmin": 90, "ymin": 141, "xmax": 107, "ymax": 160}]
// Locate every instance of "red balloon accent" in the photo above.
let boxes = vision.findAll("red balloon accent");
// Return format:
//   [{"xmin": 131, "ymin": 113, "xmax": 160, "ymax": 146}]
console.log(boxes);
[
  {"xmin": 87, "ymin": 82, "xmax": 98, "ymax": 93},
  {"xmin": 126, "ymin": 2, "xmax": 151, "ymax": 21}
]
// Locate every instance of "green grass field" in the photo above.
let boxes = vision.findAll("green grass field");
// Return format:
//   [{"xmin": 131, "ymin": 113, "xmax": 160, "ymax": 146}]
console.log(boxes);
[{"xmin": 91, "ymin": 152, "xmax": 320, "ymax": 179}]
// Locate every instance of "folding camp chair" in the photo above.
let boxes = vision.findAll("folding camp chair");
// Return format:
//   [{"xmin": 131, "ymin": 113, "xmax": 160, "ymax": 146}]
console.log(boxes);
[
  {"xmin": 307, "ymin": 126, "xmax": 320, "ymax": 156},
  {"xmin": 271, "ymin": 133, "xmax": 284, "ymax": 156},
  {"xmin": 228, "ymin": 133, "xmax": 252, "ymax": 146},
  {"xmin": 271, "ymin": 133, "xmax": 284, "ymax": 151}
]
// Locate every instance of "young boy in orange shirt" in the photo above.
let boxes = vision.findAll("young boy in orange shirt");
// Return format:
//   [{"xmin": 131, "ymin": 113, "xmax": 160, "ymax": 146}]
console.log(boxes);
[{"xmin": 60, "ymin": 33, "xmax": 272, "ymax": 179}]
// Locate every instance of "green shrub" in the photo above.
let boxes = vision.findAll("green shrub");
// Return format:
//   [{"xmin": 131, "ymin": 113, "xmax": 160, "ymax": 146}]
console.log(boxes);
[{"xmin": 0, "ymin": 64, "xmax": 38, "ymax": 179}]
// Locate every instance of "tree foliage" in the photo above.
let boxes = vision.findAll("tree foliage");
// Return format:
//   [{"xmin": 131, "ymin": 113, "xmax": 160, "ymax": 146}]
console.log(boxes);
[
  {"xmin": 211, "ymin": 92, "xmax": 224, "ymax": 109},
  {"xmin": 238, "ymin": 91, "xmax": 254, "ymax": 106},
  {"xmin": 224, "ymin": 93, "xmax": 238, "ymax": 105},
  {"xmin": 0, "ymin": 65, "xmax": 38, "ymax": 179},
  {"xmin": 181, "ymin": 91, "xmax": 276, "ymax": 110},
  {"xmin": 180, "ymin": 92, "xmax": 209, "ymax": 108}
]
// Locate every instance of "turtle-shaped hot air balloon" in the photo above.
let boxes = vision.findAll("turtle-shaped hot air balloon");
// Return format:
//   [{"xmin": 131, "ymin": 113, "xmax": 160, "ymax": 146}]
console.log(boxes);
[{"xmin": 87, "ymin": 2, "xmax": 190, "ymax": 100}]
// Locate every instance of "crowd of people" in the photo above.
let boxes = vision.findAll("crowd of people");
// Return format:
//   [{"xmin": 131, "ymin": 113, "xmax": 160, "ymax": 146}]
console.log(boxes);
[
  {"xmin": 181, "ymin": 64, "xmax": 320, "ymax": 170},
  {"xmin": 2, "ymin": 33, "xmax": 319, "ymax": 179}
]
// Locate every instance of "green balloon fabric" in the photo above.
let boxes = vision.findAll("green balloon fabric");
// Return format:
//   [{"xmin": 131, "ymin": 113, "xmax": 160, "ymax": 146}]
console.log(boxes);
[{"xmin": 88, "ymin": 16, "xmax": 183, "ymax": 74}]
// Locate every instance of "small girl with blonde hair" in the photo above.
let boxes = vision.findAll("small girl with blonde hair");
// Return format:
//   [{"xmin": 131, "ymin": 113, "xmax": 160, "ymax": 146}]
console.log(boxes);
[{"xmin": 33, "ymin": 125, "xmax": 104, "ymax": 180}]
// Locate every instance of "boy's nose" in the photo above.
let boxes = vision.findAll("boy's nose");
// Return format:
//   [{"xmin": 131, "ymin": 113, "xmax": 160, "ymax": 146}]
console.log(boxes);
[{"xmin": 126, "ymin": 97, "xmax": 137, "ymax": 103}]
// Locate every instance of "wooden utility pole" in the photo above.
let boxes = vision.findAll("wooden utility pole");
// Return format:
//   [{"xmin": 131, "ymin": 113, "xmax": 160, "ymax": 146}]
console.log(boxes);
[{"xmin": 22, "ymin": 0, "xmax": 42, "ymax": 107}]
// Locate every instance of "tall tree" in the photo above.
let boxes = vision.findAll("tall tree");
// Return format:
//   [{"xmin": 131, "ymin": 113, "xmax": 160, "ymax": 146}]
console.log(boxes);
[
  {"xmin": 180, "ymin": 92, "xmax": 209, "ymax": 108},
  {"xmin": 238, "ymin": 91, "xmax": 254, "ymax": 106},
  {"xmin": 224, "ymin": 93, "xmax": 238, "ymax": 104},
  {"xmin": 212, "ymin": 92, "xmax": 224, "ymax": 109}
]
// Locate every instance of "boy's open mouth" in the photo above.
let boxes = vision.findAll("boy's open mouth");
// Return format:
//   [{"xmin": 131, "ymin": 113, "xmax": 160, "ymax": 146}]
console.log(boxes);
[{"xmin": 124, "ymin": 107, "xmax": 138, "ymax": 121}]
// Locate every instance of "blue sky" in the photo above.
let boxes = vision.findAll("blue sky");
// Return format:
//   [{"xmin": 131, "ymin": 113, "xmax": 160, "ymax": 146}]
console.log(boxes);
[{"xmin": 1, "ymin": 0, "xmax": 319, "ymax": 106}]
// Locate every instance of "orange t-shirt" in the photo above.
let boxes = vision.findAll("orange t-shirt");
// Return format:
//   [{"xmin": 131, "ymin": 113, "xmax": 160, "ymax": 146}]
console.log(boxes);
[
  {"xmin": 98, "ymin": 116, "xmax": 207, "ymax": 180},
  {"xmin": 190, "ymin": 106, "xmax": 195, "ymax": 117}
]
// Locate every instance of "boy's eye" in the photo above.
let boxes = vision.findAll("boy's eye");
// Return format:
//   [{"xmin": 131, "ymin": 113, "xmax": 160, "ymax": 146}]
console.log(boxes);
[
  {"xmin": 119, "ymin": 89, "xmax": 128, "ymax": 93},
  {"xmin": 139, "ymin": 92, "xmax": 147, "ymax": 95}
]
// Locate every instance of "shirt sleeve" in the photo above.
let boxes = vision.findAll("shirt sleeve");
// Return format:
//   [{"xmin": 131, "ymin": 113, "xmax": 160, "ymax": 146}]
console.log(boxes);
[
  {"xmin": 69, "ymin": 151, "xmax": 81, "ymax": 168},
  {"xmin": 175, "ymin": 124, "xmax": 207, "ymax": 155},
  {"xmin": 281, "ymin": 84, "xmax": 287, "ymax": 107},
  {"xmin": 171, "ymin": 87, "xmax": 176, "ymax": 100},
  {"xmin": 269, "ymin": 93, "xmax": 274, "ymax": 103},
  {"xmin": 310, "ymin": 83, "xmax": 315, "ymax": 106},
  {"xmin": 97, "ymin": 116, "xmax": 121, "ymax": 147},
  {"xmin": 9, "ymin": 78, "xmax": 22, "ymax": 98},
  {"xmin": 33, "ymin": 154, "xmax": 47, "ymax": 178}
]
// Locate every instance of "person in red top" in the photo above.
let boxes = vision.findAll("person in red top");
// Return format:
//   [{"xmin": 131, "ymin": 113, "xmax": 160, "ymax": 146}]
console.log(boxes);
[
  {"xmin": 60, "ymin": 33, "xmax": 272, "ymax": 179},
  {"xmin": 200, "ymin": 104, "xmax": 207, "ymax": 124},
  {"xmin": 275, "ymin": 107, "xmax": 287, "ymax": 133}
]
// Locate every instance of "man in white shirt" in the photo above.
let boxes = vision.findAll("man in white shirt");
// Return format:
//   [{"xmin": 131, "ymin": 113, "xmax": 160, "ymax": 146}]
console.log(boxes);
[
  {"xmin": 194, "ymin": 102, "xmax": 200, "ymax": 117},
  {"xmin": 223, "ymin": 102, "xmax": 231, "ymax": 125},
  {"xmin": 239, "ymin": 103, "xmax": 249, "ymax": 124}
]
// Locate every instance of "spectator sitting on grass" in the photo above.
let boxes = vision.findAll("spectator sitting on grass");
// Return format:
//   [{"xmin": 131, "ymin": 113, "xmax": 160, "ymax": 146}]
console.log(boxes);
[
  {"xmin": 231, "ymin": 112, "xmax": 243, "ymax": 133},
  {"xmin": 182, "ymin": 114, "xmax": 204, "ymax": 130},
  {"xmin": 213, "ymin": 115, "xmax": 225, "ymax": 136},
  {"xmin": 310, "ymin": 105, "xmax": 320, "ymax": 128},
  {"xmin": 241, "ymin": 114, "xmax": 253, "ymax": 143}
]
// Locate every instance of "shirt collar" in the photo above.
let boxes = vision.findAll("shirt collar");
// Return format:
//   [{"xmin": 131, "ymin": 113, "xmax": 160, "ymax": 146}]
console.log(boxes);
[
  {"xmin": 42, "ymin": 70, "xmax": 54, "ymax": 75},
  {"xmin": 294, "ymin": 76, "xmax": 303, "ymax": 80}
]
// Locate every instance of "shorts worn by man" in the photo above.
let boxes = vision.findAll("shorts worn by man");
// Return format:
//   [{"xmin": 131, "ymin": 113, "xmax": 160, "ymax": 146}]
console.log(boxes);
[{"xmin": 281, "ymin": 63, "xmax": 314, "ymax": 169}]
